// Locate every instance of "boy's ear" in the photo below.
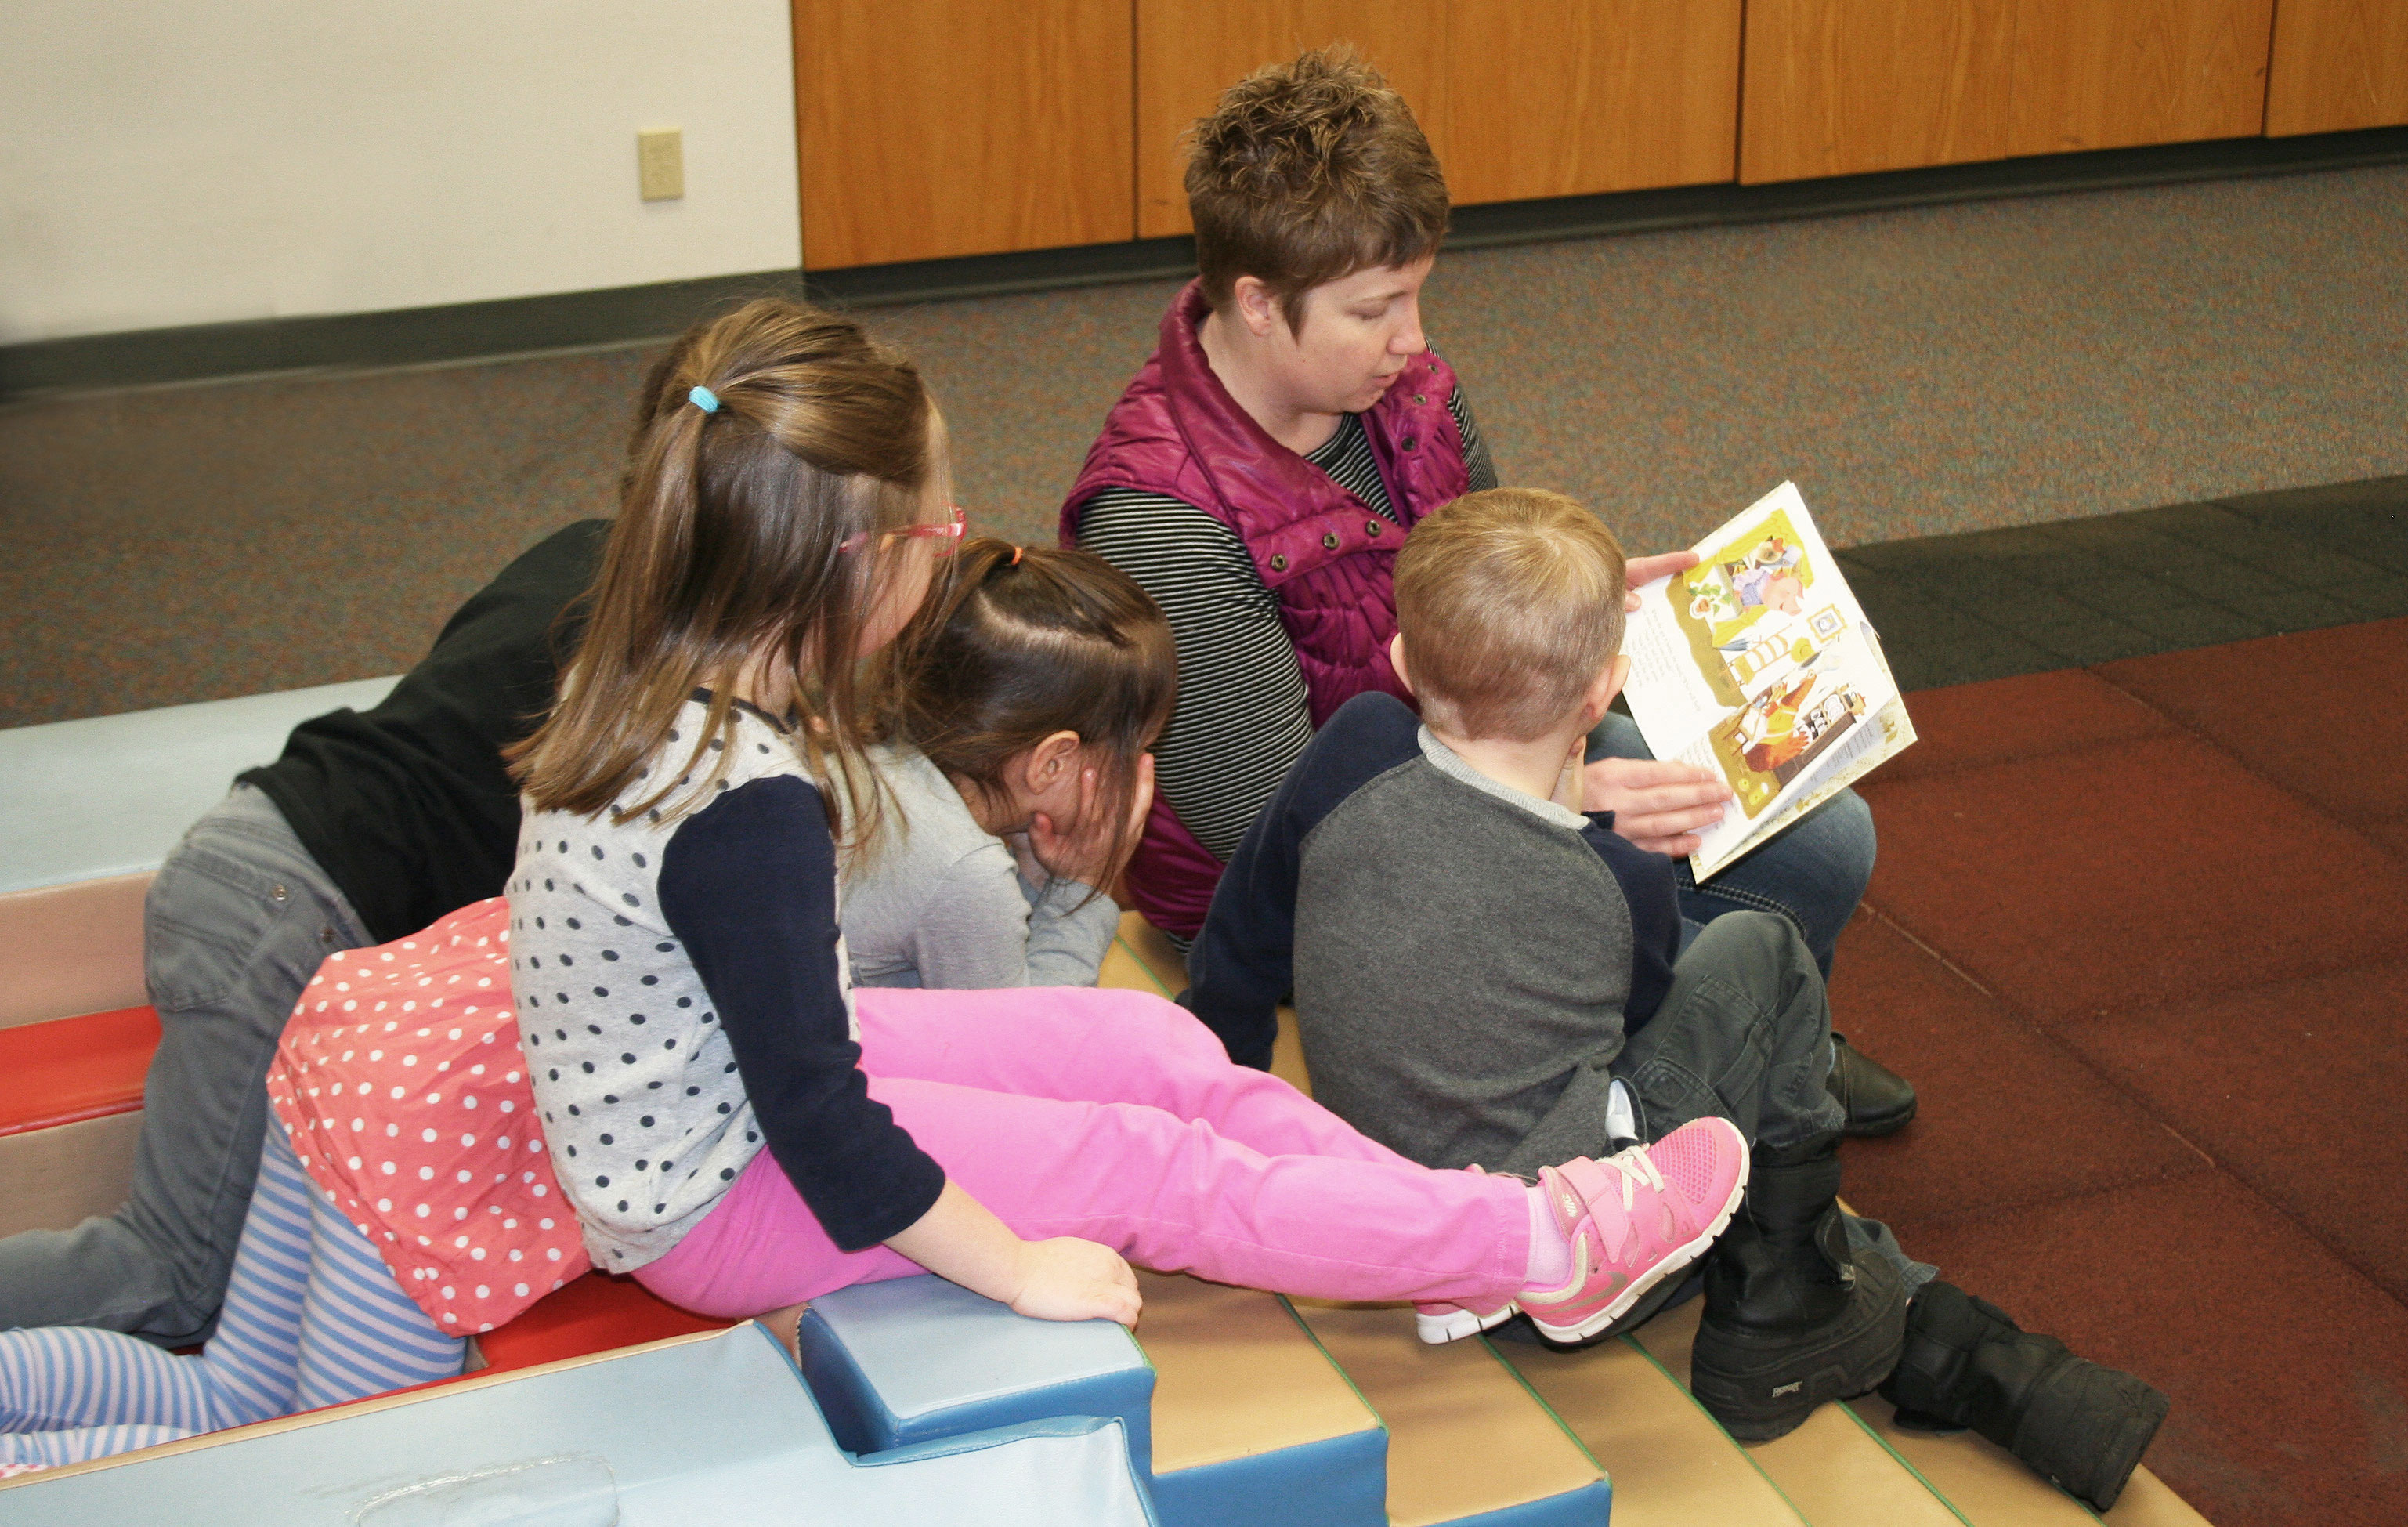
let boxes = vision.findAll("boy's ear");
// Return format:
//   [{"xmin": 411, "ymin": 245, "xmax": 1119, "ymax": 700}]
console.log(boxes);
[
  {"xmin": 1387, "ymin": 632, "xmax": 1417, "ymax": 697},
  {"xmin": 1584, "ymin": 653, "xmax": 1631, "ymax": 724}
]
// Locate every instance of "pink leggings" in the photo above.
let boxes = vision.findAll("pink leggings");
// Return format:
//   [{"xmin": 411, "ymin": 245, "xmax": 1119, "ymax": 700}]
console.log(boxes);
[{"xmin": 635, "ymin": 986, "xmax": 1531, "ymax": 1319}]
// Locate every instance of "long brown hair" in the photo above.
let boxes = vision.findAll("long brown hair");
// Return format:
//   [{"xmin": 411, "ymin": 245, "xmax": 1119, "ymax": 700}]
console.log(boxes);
[
  {"xmin": 892, "ymin": 539, "xmax": 1176, "ymax": 894},
  {"xmin": 512, "ymin": 298, "xmax": 936, "ymax": 839}
]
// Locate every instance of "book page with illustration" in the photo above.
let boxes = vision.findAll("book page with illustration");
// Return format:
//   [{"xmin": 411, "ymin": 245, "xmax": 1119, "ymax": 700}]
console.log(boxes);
[{"xmin": 1622, "ymin": 482, "xmax": 1916, "ymax": 881}]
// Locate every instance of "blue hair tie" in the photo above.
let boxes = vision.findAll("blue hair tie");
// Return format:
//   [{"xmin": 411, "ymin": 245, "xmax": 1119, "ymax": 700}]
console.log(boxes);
[{"xmin": 689, "ymin": 385, "xmax": 721, "ymax": 414}]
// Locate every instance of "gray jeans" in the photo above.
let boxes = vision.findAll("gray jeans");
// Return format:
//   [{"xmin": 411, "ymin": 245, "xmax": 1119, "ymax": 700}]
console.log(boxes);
[
  {"xmin": 0, "ymin": 785, "xmax": 369, "ymax": 1344},
  {"xmin": 1613, "ymin": 910, "xmax": 1934, "ymax": 1294}
]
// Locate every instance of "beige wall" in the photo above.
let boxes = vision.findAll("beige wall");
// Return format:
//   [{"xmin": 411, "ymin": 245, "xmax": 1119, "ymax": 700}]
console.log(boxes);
[{"xmin": 0, "ymin": 1, "xmax": 801, "ymax": 343}]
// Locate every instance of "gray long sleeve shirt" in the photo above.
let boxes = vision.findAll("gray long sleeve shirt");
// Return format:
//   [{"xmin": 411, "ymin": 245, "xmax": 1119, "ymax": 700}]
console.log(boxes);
[
  {"xmin": 841, "ymin": 747, "xmax": 1119, "ymax": 990},
  {"xmin": 1184, "ymin": 693, "xmax": 1681, "ymax": 1176}
]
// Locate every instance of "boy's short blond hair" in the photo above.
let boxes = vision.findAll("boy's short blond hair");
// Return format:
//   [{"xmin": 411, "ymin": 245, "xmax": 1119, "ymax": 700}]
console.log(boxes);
[
  {"xmin": 1394, "ymin": 489, "xmax": 1629, "ymax": 743},
  {"xmin": 1185, "ymin": 47, "xmax": 1449, "ymax": 333}
]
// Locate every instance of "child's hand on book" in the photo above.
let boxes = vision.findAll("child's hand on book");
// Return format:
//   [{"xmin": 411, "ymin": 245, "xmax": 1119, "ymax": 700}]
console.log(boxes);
[
  {"xmin": 1582, "ymin": 758, "xmax": 1733, "ymax": 855},
  {"xmin": 1622, "ymin": 549, "xmax": 1701, "ymax": 610}
]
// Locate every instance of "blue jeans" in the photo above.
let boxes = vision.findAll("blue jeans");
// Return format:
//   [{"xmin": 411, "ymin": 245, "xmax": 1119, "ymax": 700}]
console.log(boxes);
[{"xmin": 1587, "ymin": 713, "xmax": 1876, "ymax": 979}]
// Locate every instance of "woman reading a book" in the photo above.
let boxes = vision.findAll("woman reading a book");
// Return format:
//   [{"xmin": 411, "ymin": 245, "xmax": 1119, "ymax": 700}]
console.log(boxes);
[{"xmin": 1058, "ymin": 49, "xmax": 1911, "ymax": 1133}]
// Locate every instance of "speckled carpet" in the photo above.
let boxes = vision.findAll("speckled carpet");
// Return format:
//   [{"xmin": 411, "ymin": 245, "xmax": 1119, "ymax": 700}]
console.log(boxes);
[{"xmin": 4, "ymin": 163, "xmax": 2405, "ymax": 726}]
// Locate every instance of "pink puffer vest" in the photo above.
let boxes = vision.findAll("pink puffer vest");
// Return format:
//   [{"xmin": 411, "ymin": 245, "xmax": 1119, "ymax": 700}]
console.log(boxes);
[{"xmin": 1061, "ymin": 280, "xmax": 1470, "ymax": 938}]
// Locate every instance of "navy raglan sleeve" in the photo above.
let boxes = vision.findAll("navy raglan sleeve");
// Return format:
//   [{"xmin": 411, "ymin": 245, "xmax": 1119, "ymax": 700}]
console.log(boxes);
[
  {"xmin": 1183, "ymin": 693, "xmax": 1426, "ymax": 1069},
  {"xmin": 657, "ymin": 775, "xmax": 945, "ymax": 1252},
  {"xmin": 1582, "ymin": 820, "xmax": 1684, "ymax": 1033}
]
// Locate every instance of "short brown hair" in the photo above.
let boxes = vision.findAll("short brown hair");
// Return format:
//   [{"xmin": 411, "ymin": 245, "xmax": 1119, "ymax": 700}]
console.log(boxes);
[
  {"xmin": 1186, "ymin": 47, "xmax": 1449, "ymax": 331},
  {"xmin": 1394, "ymin": 489, "xmax": 1629, "ymax": 743}
]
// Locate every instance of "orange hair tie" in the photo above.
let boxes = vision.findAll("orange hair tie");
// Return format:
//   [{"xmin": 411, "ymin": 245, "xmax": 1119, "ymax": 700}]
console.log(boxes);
[{"xmin": 1009, "ymin": 545, "xmax": 1024, "ymax": 566}]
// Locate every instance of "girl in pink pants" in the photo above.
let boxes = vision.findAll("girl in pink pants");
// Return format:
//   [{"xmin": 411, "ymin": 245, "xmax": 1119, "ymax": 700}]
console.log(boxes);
[{"xmin": 639, "ymin": 985, "xmax": 1531, "ymax": 1318}]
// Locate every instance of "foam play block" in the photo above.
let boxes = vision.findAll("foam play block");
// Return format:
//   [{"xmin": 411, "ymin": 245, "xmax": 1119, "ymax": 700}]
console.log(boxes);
[
  {"xmin": 1289, "ymin": 1302, "xmax": 1610, "ymax": 1527},
  {"xmin": 1627, "ymin": 1298, "xmax": 1959, "ymax": 1527},
  {"xmin": 472, "ymin": 1270, "xmax": 731, "ymax": 1374},
  {"xmin": 1134, "ymin": 1272, "xmax": 1387, "ymax": 1527},
  {"xmin": 0, "ymin": 1110, "xmax": 144, "ymax": 1239},
  {"xmin": 1495, "ymin": 1330, "xmax": 1804, "ymax": 1527},
  {"xmin": 0, "ymin": 677, "xmax": 401, "ymax": 898},
  {"xmin": 0, "ymin": 675, "xmax": 400, "ymax": 1029},
  {"xmin": 1852, "ymin": 1391, "xmax": 2211, "ymax": 1527},
  {"xmin": 0, "ymin": 1005, "xmax": 158, "ymax": 1138},
  {"xmin": 796, "ymin": 1273, "xmax": 1154, "ymax": 1470},
  {"xmin": 0, "ymin": 1003, "xmax": 160, "ymax": 1235},
  {"xmin": 0, "ymin": 1325, "xmax": 1159, "ymax": 1527},
  {"xmin": 0, "ymin": 875, "xmax": 152, "ymax": 1029}
]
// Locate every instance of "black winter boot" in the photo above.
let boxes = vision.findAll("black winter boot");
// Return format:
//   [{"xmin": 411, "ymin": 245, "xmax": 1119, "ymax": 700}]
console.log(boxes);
[
  {"xmin": 1879, "ymin": 1280, "xmax": 2168, "ymax": 1513},
  {"xmin": 1690, "ymin": 1145, "xmax": 1909, "ymax": 1441}
]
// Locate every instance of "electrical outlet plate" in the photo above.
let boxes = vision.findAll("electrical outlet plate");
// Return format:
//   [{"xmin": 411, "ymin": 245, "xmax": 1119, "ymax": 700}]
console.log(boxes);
[{"xmin": 638, "ymin": 128, "xmax": 684, "ymax": 201}]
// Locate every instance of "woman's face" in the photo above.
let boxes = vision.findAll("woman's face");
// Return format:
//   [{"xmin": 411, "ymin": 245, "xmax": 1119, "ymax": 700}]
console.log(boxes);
[{"xmin": 1264, "ymin": 257, "xmax": 1434, "ymax": 418}]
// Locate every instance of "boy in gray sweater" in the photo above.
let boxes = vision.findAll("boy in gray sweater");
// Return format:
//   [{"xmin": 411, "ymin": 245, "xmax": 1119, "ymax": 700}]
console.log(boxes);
[{"xmin": 1184, "ymin": 490, "xmax": 2165, "ymax": 1508}]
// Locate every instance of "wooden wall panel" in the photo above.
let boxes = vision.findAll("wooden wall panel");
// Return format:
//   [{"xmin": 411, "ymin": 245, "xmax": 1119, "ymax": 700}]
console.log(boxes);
[
  {"xmin": 797, "ymin": 0, "xmax": 1133, "ymax": 270},
  {"xmin": 1134, "ymin": 2, "xmax": 1449, "ymax": 238},
  {"xmin": 1741, "ymin": 1, "xmax": 2016, "ymax": 183},
  {"xmin": 2008, "ymin": 0, "xmax": 2272, "ymax": 155},
  {"xmin": 2265, "ymin": 0, "xmax": 2408, "ymax": 134},
  {"xmin": 1444, "ymin": 2, "xmax": 1741, "ymax": 205}
]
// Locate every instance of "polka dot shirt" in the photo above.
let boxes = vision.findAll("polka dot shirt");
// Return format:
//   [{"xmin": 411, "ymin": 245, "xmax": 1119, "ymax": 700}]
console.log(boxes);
[{"xmin": 504, "ymin": 697, "xmax": 924, "ymax": 1272}]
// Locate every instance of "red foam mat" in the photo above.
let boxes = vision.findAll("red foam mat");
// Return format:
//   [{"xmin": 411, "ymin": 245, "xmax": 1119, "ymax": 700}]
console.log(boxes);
[
  {"xmin": 474, "ymin": 1271, "xmax": 732, "ymax": 1374},
  {"xmin": 0, "ymin": 1004, "xmax": 157, "ymax": 1137}
]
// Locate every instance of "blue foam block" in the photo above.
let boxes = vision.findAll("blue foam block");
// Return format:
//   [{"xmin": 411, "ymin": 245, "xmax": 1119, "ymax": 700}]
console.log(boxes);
[
  {"xmin": 797, "ymin": 1275, "xmax": 1155, "ymax": 1472},
  {"xmin": 0, "ymin": 1324, "xmax": 1157, "ymax": 1527},
  {"xmin": 1146, "ymin": 1425, "xmax": 1389, "ymax": 1527},
  {"xmin": 0, "ymin": 677, "xmax": 400, "ymax": 893}
]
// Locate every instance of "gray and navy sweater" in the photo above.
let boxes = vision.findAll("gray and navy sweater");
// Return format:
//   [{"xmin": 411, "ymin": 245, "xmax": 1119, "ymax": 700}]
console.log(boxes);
[{"xmin": 1184, "ymin": 692, "xmax": 1680, "ymax": 1175}]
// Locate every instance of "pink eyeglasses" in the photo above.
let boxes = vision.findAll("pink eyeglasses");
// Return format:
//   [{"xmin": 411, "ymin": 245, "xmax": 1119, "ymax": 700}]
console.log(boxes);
[{"xmin": 840, "ymin": 503, "xmax": 966, "ymax": 555}]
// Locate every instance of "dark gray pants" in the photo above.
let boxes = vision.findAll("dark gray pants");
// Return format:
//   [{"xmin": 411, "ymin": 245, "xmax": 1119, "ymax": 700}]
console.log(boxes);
[
  {"xmin": 1612, "ymin": 910, "xmax": 1933, "ymax": 1292},
  {"xmin": 0, "ymin": 786, "xmax": 368, "ymax": 1345}
]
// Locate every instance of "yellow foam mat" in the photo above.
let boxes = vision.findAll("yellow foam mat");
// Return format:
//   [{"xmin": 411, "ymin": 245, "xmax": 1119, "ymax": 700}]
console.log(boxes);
[
  {"xmin": 1132, "ymin": 1270, "xmax": 1378, "ymax": 1475},
  {"xmin": 1853, "ymin": 1392, "xmax": 2210, "ymax": 1527},
  {"xmin": 0, "ymin": 1109, "xmax": 143, "ymax": 1237},
  {"xmin": 1290, "ymin": 1301, "xmax": 1606, "ymax": 1527},
  {"xmin": 2099, "ymin": 1467, "xmax": 2213, "ymax": 1527},
  {"xmin": 1494, "ymin": 1333, "xmax": 1806, "ymax": 1526},
  {"xmin": 1632, "ymin": 1297, "xmax": 1964, "ymax": 1527}
]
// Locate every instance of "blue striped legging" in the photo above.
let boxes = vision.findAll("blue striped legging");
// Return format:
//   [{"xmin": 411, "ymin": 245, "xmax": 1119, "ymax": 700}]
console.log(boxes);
[{"xmin": 0, "ymin": 1124, "xmax": 465, "ymax": 1467}]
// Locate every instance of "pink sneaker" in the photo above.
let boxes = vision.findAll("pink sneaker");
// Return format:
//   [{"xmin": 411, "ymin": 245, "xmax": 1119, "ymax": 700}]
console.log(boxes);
[
  {"xmin": 1520, "ymin": 1118, "xmax": 1750, "ymax": 1344},
  {"xmin": 1415, "ymin": 1291, "xmax": 1519, "ymax": 1344}
]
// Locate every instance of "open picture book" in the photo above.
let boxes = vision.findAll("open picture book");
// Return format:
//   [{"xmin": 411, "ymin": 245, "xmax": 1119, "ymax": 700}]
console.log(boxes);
[{"xmin": 1622, "ymin": 482, "xmax": 1917, "ymax": 882}]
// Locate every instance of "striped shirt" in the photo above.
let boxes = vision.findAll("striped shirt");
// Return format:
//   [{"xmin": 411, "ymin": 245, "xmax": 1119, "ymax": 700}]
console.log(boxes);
[{"xmin": 1074, "ymin": 385, "xmax": 1499, "ymax": 869}]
